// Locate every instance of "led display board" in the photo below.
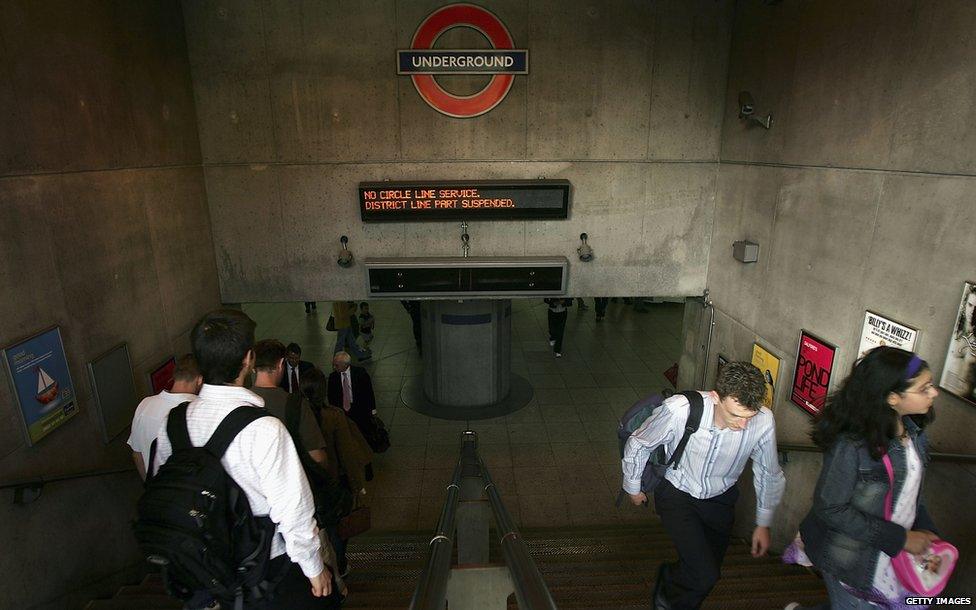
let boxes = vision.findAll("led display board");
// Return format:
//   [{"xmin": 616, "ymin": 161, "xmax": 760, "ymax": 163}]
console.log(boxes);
[{"xmin": 359, "ymin": 180, "xmax": 570, "ymax": 222}]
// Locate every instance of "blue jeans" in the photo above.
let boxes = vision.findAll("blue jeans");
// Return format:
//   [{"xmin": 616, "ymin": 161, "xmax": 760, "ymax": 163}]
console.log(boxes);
[
  {"xmin": 333, "ymin": 327, "xmax": 368, "ymax": 358},
  {"xmin": 822, "ymin": 573, "xmax": 879, "ymax": 609}
]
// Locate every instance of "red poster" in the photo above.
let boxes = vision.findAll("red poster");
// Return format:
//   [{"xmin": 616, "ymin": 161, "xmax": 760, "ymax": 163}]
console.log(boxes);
[
  {"xmin": 790, "ymin": 331, "xmax": 837, "ymax": 417},
  {"xmin": 149, "ymin": 357, "xmax": 176, "ymax": 394}
]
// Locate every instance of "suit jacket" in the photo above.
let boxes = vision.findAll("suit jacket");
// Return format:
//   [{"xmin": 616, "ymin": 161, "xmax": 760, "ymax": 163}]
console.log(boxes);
[
  {"xmin": 327, "ymin": 366, "xmax": 376, "ymax": 430},
  {"xmin": 279, "ymin": 360, "xmax": 314, "ymax": 392}
]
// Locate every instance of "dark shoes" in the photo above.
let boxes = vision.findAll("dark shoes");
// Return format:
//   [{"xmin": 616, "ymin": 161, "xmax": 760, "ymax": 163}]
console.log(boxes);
[{"xmin": 651, "ymin": 562, "xmax": 672, "ymax": 610}]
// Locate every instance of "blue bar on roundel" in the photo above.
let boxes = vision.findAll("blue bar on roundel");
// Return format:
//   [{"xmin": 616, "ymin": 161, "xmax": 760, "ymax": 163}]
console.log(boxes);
[{"xmin": 397, "ymin": 50, "xmax": 528, "ymax": 75}]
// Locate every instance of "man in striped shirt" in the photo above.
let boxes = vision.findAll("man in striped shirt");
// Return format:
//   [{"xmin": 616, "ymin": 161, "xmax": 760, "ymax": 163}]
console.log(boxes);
[{"xmin": 622, "ymin": 362, "xmax": 786, "ymax": 609}]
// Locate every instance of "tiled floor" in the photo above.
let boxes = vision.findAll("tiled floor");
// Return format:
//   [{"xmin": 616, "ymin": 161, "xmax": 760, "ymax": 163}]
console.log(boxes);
[{"xmin": 242, "ymin": 299, "xmax": 684, "ymax": 532}]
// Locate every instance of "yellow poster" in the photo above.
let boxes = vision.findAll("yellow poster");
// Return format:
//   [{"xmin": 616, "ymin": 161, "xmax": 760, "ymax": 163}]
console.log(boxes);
[{"xmin": 751, "ymin": 343, "xmax": 781, "ymax": 409}]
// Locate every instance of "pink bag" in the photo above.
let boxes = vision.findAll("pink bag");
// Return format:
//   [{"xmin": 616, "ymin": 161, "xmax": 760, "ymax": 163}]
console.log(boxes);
[{"xmin": 882, "ymin": 454, "xmax": 957, "ymax": 596}]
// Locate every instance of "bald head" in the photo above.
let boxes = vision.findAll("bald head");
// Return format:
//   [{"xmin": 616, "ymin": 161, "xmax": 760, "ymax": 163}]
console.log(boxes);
[{"xmin": 332, "ymin": 351, "xmax": 352, "ymax": 372}]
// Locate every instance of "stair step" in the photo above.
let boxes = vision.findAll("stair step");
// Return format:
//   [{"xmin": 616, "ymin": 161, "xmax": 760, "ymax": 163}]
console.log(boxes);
[{"xmin": 85, "ymin": 595, "xmax": 183, "ymax": 609}]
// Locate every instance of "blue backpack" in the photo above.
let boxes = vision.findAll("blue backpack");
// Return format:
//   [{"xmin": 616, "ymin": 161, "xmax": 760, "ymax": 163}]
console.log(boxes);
[{"xmin": 615, "ymin": 390, "xmax": 704, "ymax": 505}]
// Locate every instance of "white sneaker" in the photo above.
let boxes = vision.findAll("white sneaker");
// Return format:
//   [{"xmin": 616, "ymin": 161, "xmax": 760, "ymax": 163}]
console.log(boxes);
[
  {"xmin": 783, "ymin": 604, "xmax": 800, "ymax": 610},
  {"xmin": 555, "ymin": 352, "xmax": 562, "ymax": 358},
  {"xmin": 548, "ymin": 339, "xmax": 556, "ymax": 346}
]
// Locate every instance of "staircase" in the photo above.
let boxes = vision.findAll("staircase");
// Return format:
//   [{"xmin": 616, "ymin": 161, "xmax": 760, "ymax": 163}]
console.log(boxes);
[{"xmin": 85, "ymin": 521, "xmax": 826, "ymax": 609}]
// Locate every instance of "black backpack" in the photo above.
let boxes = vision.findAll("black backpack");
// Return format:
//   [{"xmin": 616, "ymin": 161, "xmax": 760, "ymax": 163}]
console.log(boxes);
[
  {"xmin": 282, "ymin": 392, "xmax": 354, "ymax": 526},
  {"xmin": 615, "ymin": 390, "xmax": 704, "ymax": 506},
  {"xmin": 134, "ymin": 403, "xmax": 281, "ymax": 609}
]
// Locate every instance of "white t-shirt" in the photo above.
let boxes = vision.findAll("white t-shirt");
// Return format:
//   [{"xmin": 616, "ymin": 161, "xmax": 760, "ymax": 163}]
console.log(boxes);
[
  {"xmin": 872, "ymin": 439, "xmax": 922, "ymax": 600},
  {"xmin": 127, "ymin": 390, "xmax": 197, "ymax": 468}
]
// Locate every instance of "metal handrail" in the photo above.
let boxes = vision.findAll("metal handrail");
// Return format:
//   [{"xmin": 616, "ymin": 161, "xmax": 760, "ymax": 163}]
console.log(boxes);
[
  {"xmin": 409, "ymin": 430, "xmax": 557, "ymax": 610},
  {"xmin": 778, "ymin": 443, "xmax": 976, "ymax": 464},
  {"xmin": 0, "ymin": 467, "xmax": 135, "ymax": 504},
  {"xmin": 482, "ymin": 456, "xmax": 558, "ymax": 610}
]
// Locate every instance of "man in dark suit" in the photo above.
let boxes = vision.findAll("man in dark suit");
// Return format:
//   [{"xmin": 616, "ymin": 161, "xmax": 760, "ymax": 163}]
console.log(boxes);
[
  {"xmin": 327, "ymin": 351, "xmax": 377, "ymax": 439},
  {"xmin": 279, "ymin": 342, "xmax": 314, "ymax": 394}
]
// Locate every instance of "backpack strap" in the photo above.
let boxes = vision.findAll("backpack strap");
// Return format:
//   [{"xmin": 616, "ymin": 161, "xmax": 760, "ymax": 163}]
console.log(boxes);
[
  {"xmin": 204, "ymin": 406, "xmax": 271, "ymax": 458},
  {"xmin": 166, "ymin": 402, "xmax": 193, "ymax": 452},
  {"xmin": 667, "ymin": 391, "xmax": 705, "ymax": 469},
  {"xmin": 145, "ymin": 438, "xmax": 158, "ymax": 482}
]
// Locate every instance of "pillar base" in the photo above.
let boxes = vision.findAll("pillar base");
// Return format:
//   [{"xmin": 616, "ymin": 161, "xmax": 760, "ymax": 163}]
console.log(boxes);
[{"xmin": 400, "ymin": 374, "xmax": 533, "ymax": 421}]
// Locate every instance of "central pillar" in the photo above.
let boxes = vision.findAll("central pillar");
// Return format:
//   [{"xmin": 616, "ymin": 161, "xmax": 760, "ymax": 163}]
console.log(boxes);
[{"xmin": 401, "ymin": 299, "xmax": 532, "ymax": 420}]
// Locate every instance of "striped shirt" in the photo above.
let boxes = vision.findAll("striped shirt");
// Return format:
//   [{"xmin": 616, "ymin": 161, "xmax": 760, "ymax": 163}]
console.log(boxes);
[
  {"xmin": 152, "ymin": 384, "xmax": 323, "ymax": 578},
  {"xmin": 621, "ymin": 391, "xmax": 785, "ymax": 527}
]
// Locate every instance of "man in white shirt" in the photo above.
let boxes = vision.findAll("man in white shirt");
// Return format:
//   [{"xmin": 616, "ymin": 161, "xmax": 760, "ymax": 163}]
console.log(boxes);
[
  {"xmin": 152, "ymin": 309, "xmax": 334, "ymax": 608},
  {"xmin": 127, "ymin": 354, "xmax": 202, "ymax": 479},
  {"xmin": 622, "ymin": 362, "xmax": 786, "ymax": 609}
]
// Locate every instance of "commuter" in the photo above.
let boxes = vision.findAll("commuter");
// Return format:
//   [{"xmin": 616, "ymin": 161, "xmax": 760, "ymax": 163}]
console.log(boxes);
[
  {"xmin": 575, "ymin": 297, "xmax": 589, "ymax": 311},
  {"xmin": 128, "ymin": 354, "xmax": 202, "ymax": 479},
  {"xmin": 152, "ymin": 309, "xmax": 335, "ymax": 608},
  {"xmin": 400, "ymin": 300, "xmax": 422, "ymax": 353},
  {"xmin": 279, "ymin": 342, "xmax": 314, "ymax": 394},
  {"xmin": 357, "ymin": 302, "xmax": 375, "ymax": 349},
  {"xmin": 789, "ymin": 347, "xmax": 942, "ymax": 609},
  {"xmin": 302, "ymin": 367, "xmax": 372, "ymax": 578},
  {"xmin": 327, "ymin": 351, "xmax": 378, "ymax": 442},
  {"xmin": 331, "ymin": 301, "xmax": 371, "ymax": 362},
  {"xmin": 545, "ymin": 298, "xmax": 573, "ymax": 357},
  {"xmin": 622, "ymin": 361, "xmax": 785, "ymax": 609},
  {"xmin": 594, "ymin": 297, "xmax": 609, "ymax": 321},
  {"xmin": 304, "ymin": 301, "xmax": 317, "ymax": 314},
  {"xmin": 252, "ymin": 339, "xmax": 328, "ymax": 467}
]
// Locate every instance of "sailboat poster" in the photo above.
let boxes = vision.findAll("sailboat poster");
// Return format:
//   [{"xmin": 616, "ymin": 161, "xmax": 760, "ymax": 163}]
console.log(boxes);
[{"xmin": 2, "ymin": 326, "xmax": 77, "ymax": 446}]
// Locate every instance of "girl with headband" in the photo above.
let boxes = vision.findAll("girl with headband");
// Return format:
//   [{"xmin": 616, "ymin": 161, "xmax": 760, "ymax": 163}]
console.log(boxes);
[{"xmin": 788, "ymin": 347, "xmax": 942, "ymax": 609}]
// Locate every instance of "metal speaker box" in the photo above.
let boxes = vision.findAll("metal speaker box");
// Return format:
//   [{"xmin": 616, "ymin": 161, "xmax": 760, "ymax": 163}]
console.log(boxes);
[{"xmin": 732, "ymin": 240, "xmax": 760, "ymax": 263}]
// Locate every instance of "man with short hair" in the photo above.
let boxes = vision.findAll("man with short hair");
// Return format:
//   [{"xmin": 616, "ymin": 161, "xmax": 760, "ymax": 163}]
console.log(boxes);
[
  {"xmin": 253, "ymin": 339, "xmax": 328, "ymax": 466},
  {"xmin": 279, "ymin": 342, "xmax": 314, "ymax": 394},
  {"xmin": 327, "ymin": 351, "xmax": 377, "ymax": 439},
  {"xmin": 128, "ymin": 354, "xmax": 202, "ymax": 479},
  {"xmin": 622, "ymin": 362, "xmax": 786, "ymax": 609},
  {"xmin": 153, "ymin": 309, "xmax": 333, "ymax": 608}
]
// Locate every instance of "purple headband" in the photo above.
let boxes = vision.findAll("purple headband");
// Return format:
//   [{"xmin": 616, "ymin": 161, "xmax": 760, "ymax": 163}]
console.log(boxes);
[{"xmin": 904, "ymin": 354, "xmax": 924, "ymax": 380}]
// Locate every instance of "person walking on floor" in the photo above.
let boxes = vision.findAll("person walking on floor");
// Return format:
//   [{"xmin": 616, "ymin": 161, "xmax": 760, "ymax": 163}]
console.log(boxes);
[
  {"xmin": 545, "ymin": 298, "xmax": 572, "ymax": 358},
  {"xmin": 331, "ymin": 301, "xmax": 370, "ymax": 362},
  {"xmin": 621, "ymin": 361, "xmax": 785, "ymax": 609}
]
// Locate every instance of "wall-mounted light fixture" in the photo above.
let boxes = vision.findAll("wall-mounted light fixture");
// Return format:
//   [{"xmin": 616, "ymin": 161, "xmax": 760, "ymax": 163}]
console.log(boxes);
[
  {"xmin": 337, "ymin": 235, "xmax": 354, "ymax": 268},
  {"xmin": 732, "ymin": 240, "xmax": 759, "ymax": 263},
  {"xmin": 738, "ymin": 91, "xmax": 772, "ymax": 130},
  {"xmin": 577, "ymin": 233, "xmax": 594, "ymax": 262}
]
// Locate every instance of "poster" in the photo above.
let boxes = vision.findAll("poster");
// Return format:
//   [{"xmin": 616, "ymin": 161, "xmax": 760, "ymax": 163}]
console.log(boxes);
[
  {"xmin": 857, "ymin": 311, "xmax": 918, "ymax": 360},
  {"xmin": 751, "ymin": 344, "xmax": 780, "ymax": 409},
  {"xmin": 790, "ymin": 330, "xmax": 837, "ymax": 417},
  {"xmin": 1, "ymin": 326, "xmax": 78, "ymax": 446},
  {"xmin": 149, "ymin": 357, "xmax": 176, "ymax": 394},
  {"xmin": 940, "ymin": 282, "xmax": 976, "ymax": 406}
]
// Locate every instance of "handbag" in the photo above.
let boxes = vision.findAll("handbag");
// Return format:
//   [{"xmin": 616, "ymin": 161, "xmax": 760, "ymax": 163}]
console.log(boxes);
[
  {"xmin": 337, "ymin": 506, "xmax": 371, "ymax": 540},
  {"xmin": 326, "ymin": 315, "xmax": 336, "ymax": 331},
  {"xmin": 882, "ymin": 454, "xmax": 957, "ymax": 596},
  {"xmin": 365, "ymin": 415, "xmax": 390, "ymax": 453}
]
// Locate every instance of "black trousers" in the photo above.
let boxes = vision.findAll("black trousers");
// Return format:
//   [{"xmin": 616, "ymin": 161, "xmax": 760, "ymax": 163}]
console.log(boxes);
[
  {"xmin": 547, "ymin": 309, "xmax": 568, "ymax": 353},
  {"xmin": 594, "ymin": 297, "xmax": 609, "ymax": 317},
  {"xmin": 654, "ymin": 479, "xmax": 738, "ymax": 610},
  {"xmin": 248, "ymin": 556, "xmax": 342, "ymax": 609}
]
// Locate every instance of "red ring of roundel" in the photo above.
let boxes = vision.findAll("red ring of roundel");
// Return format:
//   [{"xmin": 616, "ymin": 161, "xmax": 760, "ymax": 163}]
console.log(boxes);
[{"xmin": 410, "ymin": 4, "xmax": 516, "ymax": 118}]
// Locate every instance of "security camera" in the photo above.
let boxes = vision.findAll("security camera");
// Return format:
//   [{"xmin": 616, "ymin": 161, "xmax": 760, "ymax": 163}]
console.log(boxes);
[
  {"xmin": 738, "ymin": 91, "xmax": 755, "ymax": 118},
  {"xmin": 577, "ymin": 233, "xmax": 594, "ymax": 262},
  {"xmin": 337, "ymin": 235, "xmax": 354, "ymax": 268}
]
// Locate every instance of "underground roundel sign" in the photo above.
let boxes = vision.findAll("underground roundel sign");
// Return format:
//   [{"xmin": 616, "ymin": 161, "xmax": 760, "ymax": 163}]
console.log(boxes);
[{"xmin": 397, "ymin": 4, "xmax": 528, "ymax": 118}]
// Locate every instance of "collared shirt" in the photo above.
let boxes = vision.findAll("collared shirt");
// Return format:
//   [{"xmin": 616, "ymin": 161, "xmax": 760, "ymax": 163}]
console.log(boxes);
[
  {"xmin": 621, "ymin": 391, "xmax": 786, "ymax": 527},
  {"xmin": 152, "ymin": 384, "xmax": 323, "ymax": 578},
  {"xmin": 127, "ymin": 390, "xmax": 197, "ymax": 469}
]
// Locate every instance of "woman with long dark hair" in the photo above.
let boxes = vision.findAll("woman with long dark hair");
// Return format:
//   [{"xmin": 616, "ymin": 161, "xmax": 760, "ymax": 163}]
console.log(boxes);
[{"xmin": 791, "ymin": 347, "xmax": 941, "ymax": 609}]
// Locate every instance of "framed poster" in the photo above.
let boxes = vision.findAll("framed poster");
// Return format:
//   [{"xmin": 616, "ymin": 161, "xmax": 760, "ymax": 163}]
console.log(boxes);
[
  {"xmin": 87, "ymin": 343, "xmax": 138, "ymax": 443},
  {"xmin": 940, "ymin": 282, "xmax": 976, "ymax": 405},
  {"xmin": 790, "ymin": 330, "xmax": 837, "ymax": 417},
  {"xmin": 751, "ymin": 344, "xmax": 781, "ymax": 409},
  {"xmin": 1, "ymin": 326, "xmax": 78, "ymax": 446},
  {"xmin": 148, "ymin": 356, "xmax": 176, "ymax": 394},
  {"xmin": 857, "ymin": 311, "xmax": 918, "ymax": 361},
  {"xmin": 716, "ymin": 354, "xmax": 729, "ymax": 381}
]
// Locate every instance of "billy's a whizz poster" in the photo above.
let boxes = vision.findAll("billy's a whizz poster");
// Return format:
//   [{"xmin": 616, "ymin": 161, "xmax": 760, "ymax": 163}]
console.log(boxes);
[
  {"xmin": 2, "ymin": 326, "xmax": 77, "ymax": 445},
  {"xmin": 790, "ymin": 330, "xmax": 837, "ymax": 417}
]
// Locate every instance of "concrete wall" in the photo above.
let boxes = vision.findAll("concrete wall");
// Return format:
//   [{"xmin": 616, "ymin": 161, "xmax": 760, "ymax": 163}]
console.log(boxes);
[
  {"xmin": 0, "ymin": 2, "xmax": 219, "ymax": 607},
  {"xmin": 182, "ymin": 0, "xmax": 734, "ymax": 302},
  {"xmin": 706, "ymin": 0, "xmax": 976, "ymax": 593}
]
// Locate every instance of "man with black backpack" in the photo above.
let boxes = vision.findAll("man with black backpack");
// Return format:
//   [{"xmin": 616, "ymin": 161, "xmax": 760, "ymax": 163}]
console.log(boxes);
[
  {"xmin": 142, "ymin": 309, "xmax": 335, "ymax": 609},
  {"xmin": 621, "ymin": 362, "xmax": 786, "ymax": 610}
]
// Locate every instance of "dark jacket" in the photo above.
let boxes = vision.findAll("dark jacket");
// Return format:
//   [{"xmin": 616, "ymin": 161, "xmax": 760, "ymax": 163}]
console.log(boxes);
[
  {"xmin": 278, "ymin": 360, "xmax": 313, "ymax": 392},
  {"xmin": 799, "ymin": 417, "xmax": 938, "ymax": 591},
  {"xmin": 327, "ymin": 366, "xmax": 376, "ymax": 431}
]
